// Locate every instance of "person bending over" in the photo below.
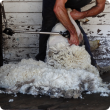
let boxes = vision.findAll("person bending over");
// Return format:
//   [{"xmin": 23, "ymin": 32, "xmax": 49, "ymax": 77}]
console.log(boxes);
[{"xmin": 36, "ymin": 0, "xmax": 105, "ymax": 66}]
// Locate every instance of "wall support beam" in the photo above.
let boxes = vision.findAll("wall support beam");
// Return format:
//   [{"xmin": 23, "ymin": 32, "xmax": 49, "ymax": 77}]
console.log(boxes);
[{"xmin": 0, "ymin": 3, "xmax": 3, "ymax": 66}]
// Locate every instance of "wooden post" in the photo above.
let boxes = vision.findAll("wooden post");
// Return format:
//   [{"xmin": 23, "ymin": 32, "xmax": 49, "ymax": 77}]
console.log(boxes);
[{"xmin": 0, "ymin": 3, "xmax": 3, "ymax": 66}]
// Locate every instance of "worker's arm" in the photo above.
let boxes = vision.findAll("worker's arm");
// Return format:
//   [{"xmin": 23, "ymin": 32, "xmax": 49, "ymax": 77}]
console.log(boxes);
[
  {"xmin": 70, "ymin": 0, "xmax": 106, "ymax": 20},
  {"xmin": 54, "ymin": 0, "xmax": 79, "ymax": 45}
]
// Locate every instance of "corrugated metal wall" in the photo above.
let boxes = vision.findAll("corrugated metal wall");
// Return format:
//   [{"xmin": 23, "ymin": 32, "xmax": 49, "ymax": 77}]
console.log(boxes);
[{"xmin": 2, "ymin": 0, "xmax": 110, "ymax": 66}]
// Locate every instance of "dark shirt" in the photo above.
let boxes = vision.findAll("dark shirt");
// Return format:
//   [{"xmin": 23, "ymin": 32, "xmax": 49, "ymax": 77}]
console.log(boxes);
[{"xmin": 65, "ymin": 0, "xmax": 92, "ymax": 9}]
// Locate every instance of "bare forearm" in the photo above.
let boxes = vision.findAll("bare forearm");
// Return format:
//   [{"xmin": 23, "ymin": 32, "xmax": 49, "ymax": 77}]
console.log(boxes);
[
  {"xmin": 54, "ymin": 0, "xmax": 79, "ymax": 45},
  {"xmin": 54, "ymin": 2, "xmax": 77, "ymax": 34},
  {"xmin": 82, "ymin": 6, "xmax": 105, "ymax": 18},
  {"xmin": 81, "ymin": 0, "xmax": 105, "ymax": 19}
]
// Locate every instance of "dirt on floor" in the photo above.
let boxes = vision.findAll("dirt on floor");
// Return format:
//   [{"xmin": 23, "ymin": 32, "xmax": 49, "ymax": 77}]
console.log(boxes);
[{"xmin": 0, "ymin": 71, "xmax": 110, "ymax": 110}]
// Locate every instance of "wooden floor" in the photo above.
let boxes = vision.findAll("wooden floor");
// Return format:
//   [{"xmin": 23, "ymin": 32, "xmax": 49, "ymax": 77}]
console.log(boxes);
[{"xmin": 0, "ymin": 72, "xmax": 110, "ymax": 110}]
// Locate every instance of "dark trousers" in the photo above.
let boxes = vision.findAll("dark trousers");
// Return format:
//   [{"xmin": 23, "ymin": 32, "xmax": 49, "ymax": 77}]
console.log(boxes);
[{"xmin": 36, "ymin": 0, "xmax": 96, "ymax": 66}]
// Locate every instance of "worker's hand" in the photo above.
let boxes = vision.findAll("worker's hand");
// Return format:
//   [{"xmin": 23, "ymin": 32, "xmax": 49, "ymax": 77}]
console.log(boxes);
[
  {"xmin": 68, "ymin": 33, "xmax": 79, "ymax": 46},
  {"xmin": 70, "ymin": 9, "xmax": 84, "ymax": 20}
]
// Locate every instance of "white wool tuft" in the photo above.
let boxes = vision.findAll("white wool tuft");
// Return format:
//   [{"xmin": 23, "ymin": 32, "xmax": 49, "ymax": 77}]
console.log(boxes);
[{"xmin": 46, "ymin": 42, "xmax": 99, "ymax": 75}]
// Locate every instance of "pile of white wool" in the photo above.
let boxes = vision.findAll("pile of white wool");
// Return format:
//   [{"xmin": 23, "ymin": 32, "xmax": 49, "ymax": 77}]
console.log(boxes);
[{"xmin": 0, "ymin": 59, "xmax": 110, "ymax": 98}]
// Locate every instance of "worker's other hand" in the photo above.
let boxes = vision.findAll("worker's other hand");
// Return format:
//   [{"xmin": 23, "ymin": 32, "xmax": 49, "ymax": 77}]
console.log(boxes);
[
  {"xmin": 70, "ymin": 9, "xmax": 84, "ymax": 20},
  {"xmin": 68, "ymin": 33, "xmax": 79, "ymax": 46}
]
